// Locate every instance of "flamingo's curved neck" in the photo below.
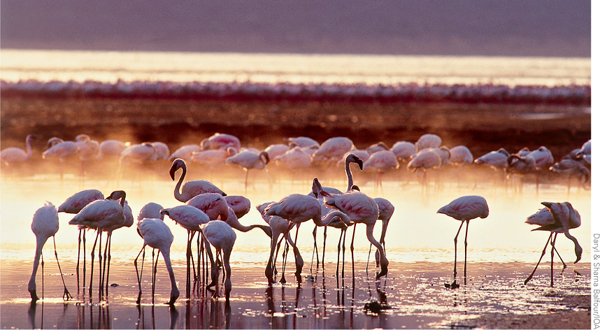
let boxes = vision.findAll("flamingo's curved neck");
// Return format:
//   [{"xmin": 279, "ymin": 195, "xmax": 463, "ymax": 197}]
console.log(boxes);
[
  {"xmin": 174, "ymin": 165, "xmax": 186, "ymax": 202},
  {"xmin": 318, "ymin": 210, "xmax": 351, "ymax": 227},
  {"xmin": 345, "ymin": 158, "xmax": 354, "ymax": 192}
]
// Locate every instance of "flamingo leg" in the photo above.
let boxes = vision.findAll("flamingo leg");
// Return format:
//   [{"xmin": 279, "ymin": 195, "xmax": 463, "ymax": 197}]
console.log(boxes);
[
  {"xmin": 524, "ymin": 232, "xmax": 553, "ymax": 285},
  {"xmin": 153, "ymin": 250, "xmax": 161, "ymax": 304},
  {"xmin": 463, "ymin": 220, "xmax": 470, "ymax": 285},
  {"xmin": 452, "ymin": 220, "xmax": 466, "ymax": 282},
  {"xmin": 98, "ymin": 231, "xmax": 103, "ymax": 300},
  {"xmin": 322, "ymin": 226, "xmax": 328, "ymax": 274},
  {"xmin": 77, "ymin": 229, "xmax": 81, "ymax": 290},
  {"xmin": 52, "ymin": 236, "xmax": 72, "ymax": 300},
  {"xmin": 134, "ymin": 245, "xmax": 146, "ymax": 305},
  {"xmin": 310, "ymin": 226, "xmax": 317, "ymax": 275},
  {"xmin": 89, "ymin": 230, "xmax": 100, "ymax": 300},
  {"xmin": 550, "ymin": 232, "xmax": 557, "ymax": 287}
]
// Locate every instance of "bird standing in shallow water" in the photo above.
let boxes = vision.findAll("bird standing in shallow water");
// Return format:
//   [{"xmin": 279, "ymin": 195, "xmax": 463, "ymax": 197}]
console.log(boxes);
[
  {"xmin": 524, "ymin": 201, "xmax": 582, "ymax": 287},
  {"xmin": 28, "ymin": 202, "xmax": 72, "ymax": 302},
  {"xmin": 437, "ymin": 195, "xmax": 489, "ymax": 288},
  {"xmin": 135, "ymin": 218, "xmax": 179, "ymax": 305}
]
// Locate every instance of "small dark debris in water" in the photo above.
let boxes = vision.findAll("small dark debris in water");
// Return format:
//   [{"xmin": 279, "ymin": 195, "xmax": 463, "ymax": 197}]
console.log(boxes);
[
  {"xmin": 574, "ymin": 270, "xmax": 582, "ymax": 276},
  {"xmin": 444, "ymin": 281, "xmax": 460, "ymax": 289},
  {"xmin": 450, "ymin": 323, "xmax": 477, "ymax": 329},
  {"xmin": 110, "ymin": 283, "xmax": 119, "ymax": 287},
  {"xmin": 307, "ymin": 275, "xmax": 315, "ymax": 282},
  {"xmin": 364, "ymin": 299, "xmax": 390, "ymax": 314}
]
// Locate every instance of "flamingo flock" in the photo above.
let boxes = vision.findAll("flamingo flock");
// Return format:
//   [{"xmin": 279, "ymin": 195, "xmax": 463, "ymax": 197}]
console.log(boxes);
[{"xmin": 17, "ymin": 132, "xmax": 588, "ymax": 307}]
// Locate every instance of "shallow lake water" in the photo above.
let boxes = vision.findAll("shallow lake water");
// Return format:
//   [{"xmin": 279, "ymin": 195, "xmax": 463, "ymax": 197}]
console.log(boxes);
[{"xmin": 0, "ymin": 163, "xmax": 592, "ymax": 328}]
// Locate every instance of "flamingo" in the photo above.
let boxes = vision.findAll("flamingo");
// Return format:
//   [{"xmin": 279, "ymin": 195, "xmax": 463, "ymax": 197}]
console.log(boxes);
[
  {"xmin": 28, "ymin": 202, "xmax": 72, "ymax": 302},
  {"xmin": 186, "ymin": 193, "xmax": 230, "ymax": 221},
  {"xmin": 151, "ymin": 142, "xmax": 170, "ymax": 160},
  {"xmin": 42, "ymin": 137, "xmax": 78, "ymax": 180},
  {"xmin": 96, "ymin": 139, "xmax": 128, "ymax": 160},
  {"xmin": 263, "ymin": 143, "xmax": 290, "ymax": 160},
  {"xmin": 136, "ymin": 202, "xmax": 165, "ymax": 279},
  {"xmin": 74, "ymin": 134, "xmax": 99, "ymax": 185},
  {"xmin": 68, "ymin": 190, "xmax": 128, "ymax": 299},
  {"xmin": 262, "ymin": 193, "xmax": 351, "ymax": 284},
  {"xmin": 168, "ymin": 144, "xmax": 202, "ymax": 161},
  {"xmin": 161, "ymin": 205, "xmax": 210, "ymax": 298},
  {"xmin": 225, "ymin": 195, "xmax": 251, "ymax": 219},
  {"xmin": 549, "ymin": 159, "xmax": 590, "ymax": 195},
  {"xmin": 274, "ymin": 147, "xmax": 313, "ymax": 170},
  {"xmin": 363, "ymin": 150, "xmax": 399, "ymax": 192},
  {"xmin": 437, "ymin": 195, "xmax": 489, "ymax": 288},
  {"xmin": 449, "ymin": 146, "xmax": 474, "ymax": 165},
  {"xmin": 366, "ymin": 142, "xmax": 389, "ymax": 154},
  {"xmin": 506, "ymin": 154, "xmax": 536, "ymax": 192},
  {"xmin": 225, "ymin": 150, "xmax": 270, "ymax": 194},
  {"xmin": 285, "ymin": 136, "xmax": 319, "ymax": 148},
  {"xmin": 372, "ymin": 197, "xmax": 394, "ymax": 268},
  {"xmin": 170, "ymin": 158, "xmax": 226, "ymax": 202},
  {"xmin": 407, "ymin": 148, "xmax": 442, "ymax": 186},
  {"xmin": 201, "ymin": 133, "xmax": 241, "ymax": 152},
  {"xmin": 529, "ymin": 146, "xmax": 554, "ymax": 193},
  {"xmin": 58, "ymin": 189, "xmax": 104, "ymax": 289},
  {"xmin": 135, "ymin": 218, "xmax": 179, "ymax": 305},
  {"xmin": 190, "ymin": 147, "xmax": 237, "ymax": 172},
  {"xmin": 201, "ymin": 220, "xmax": 236, "ymax": 303},
  {"xmin": 316, "ymin": 180, "xmax": 389, "ymax": 280},
  {"xmin": 311, "ymin": 137, "xmax": 354, "ymax": 166},
  {"xmin": 415, "ymin": 133, "xmax": 442, "ymax": 151},
  {"xmin": 1, "ymin": 134, "xmax": 37, "ymax": 167},
  {"xmin": 257, "ymin": 202, "xmax": 302, "ymax": 284},
  {"xmin": 474, "ymin": 148, "xmax": 510, "ymax": 170},
  {"xmin": 391, "ymin": 141, "xmax": 416, "ymax": 162},
  {"xmin": 524, "ymin": 202, "xmax": 582, "ymax": 287}
]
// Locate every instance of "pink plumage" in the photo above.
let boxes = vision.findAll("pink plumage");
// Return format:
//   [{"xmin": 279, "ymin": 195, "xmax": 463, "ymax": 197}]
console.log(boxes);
[{"xmin": 437, "ymin": 195, "xmax": 489, "ymax": 221}]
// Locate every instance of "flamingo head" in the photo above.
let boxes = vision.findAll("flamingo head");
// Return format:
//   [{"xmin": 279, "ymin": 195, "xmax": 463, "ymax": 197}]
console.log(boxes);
[{"xmin": 169, "ymin": 158, "xmax": 185, "ymax": 180}]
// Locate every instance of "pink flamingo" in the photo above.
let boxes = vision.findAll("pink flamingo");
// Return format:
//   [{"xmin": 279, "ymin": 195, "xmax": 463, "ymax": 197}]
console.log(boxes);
[
  {"xmin": 524, "ymin": 202, "xmax": 582, "ymax": 287},
  {"xmin": 1, "ymin": 134, "xmax": 37, "ymax": 167},
  {"xmin": 437, "ymin": 195, "xmax": 489, "ymax": 288},
  {"xmin": 226, "ymin": 150, "xmax": 270, "ymax": 194},
  {"xmin": 170, "ymin": 158, "xmax": 226, "ymax": 202},
  {"xmin": 28, "ymin": 202, "xmax": 72, "ymax": 302}
]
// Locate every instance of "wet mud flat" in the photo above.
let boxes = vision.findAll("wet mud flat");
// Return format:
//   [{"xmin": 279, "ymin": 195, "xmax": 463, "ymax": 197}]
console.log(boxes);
[
  {"xmin": 0, "ymin": 97, "xmax": 591, "ymax": 158},
  {"xmin": 1, "ymin": 259, "xmax": 590, "ymax": 329}
]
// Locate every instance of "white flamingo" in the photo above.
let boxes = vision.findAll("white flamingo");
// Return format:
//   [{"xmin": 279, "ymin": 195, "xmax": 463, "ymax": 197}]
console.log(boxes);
[
  {"xmin": 168, "ymin": 144, "xmax": 202, "ymax": 161},
  {"xmin": 42, "ymin": 137, "xmax": 78, "ymax": 181},
  {"xmin": 68, "ymin": 190, "xmax": 128, "ymax": 299},
  {"xmin": 363, "ymin": 150, "xmax": 399, "ymax": 192},
  {"xmin": 161, "ymin": 205, "xmax": 210, "ymax": 298},
  {"xmin": 366, "ymin": 142, "xmax": 389, "ymax": 154},
  {"xmin": 225, "ymin": 195, "xmax": 252, "ymax": 219},
  {"xmin": 201, "ymin": 133, "xmax": 241, "ymax": 152},
  {"xmin": 391, "ymin": 141, "xmax": 416, "ymax": 162},
  {"xmin": 135, "ymin": 218, "xmax": 179, "ymax": 305},
  {"xmin": 274, "ymin": 147, "xmax": 313, "ymax": 170},
  {"xmin": 190, "ymin": 147, "xmax": 237, "ymax": 172},
  {"xmin": 186, "ymin": 193, "xmax": 230, "ymax": 221},
  {"xmin": 264, "ymin": 144, "xmax": 290, "ymax": 161},
  {"xmin": 474, "ymin": 148, "xmax": 510, "ymax": 170},
  {"xmin": 407, "ymin": 148, "xmax": 442, "ymax": 186},
  {"xmin": 28, "ymin": 202, "xmax": 72, "ymax": 302},
  {"xmin": 437, "ymin": 195, "xmax": 489, "ymax": 288},
  {"xmin": 311, "ymin": 137, "xmax": 354, "ymax": 166},
  {"xmin": 449, "ymin": 146, "xmax": 474, "ymax": 165},
  {"xmin": 96, "ymin": 139, "xmax": 128, "ymax": 160},
  {"xmin": 415, "ymin": 133, "xmax": 442, "ymax": 151},
  {"xmin": 202, "ymin": 220, "xmax": 236, "ymax": 303},
  {"xmin": 225, "ymin": 150, "xmax": 270, "ymax": 194},
  {"xmin": 285, "ymin": 136, "xmax": 319, "ymax": 148},
  {"xmin": 151, "ymin": 142, "xmax": 170, "ymax": 160},
  {"xmin": 549, "ymin": 159, "xmax": 590, "ymax": 195},
  {"xmin": 170, "ymin": 158, "xmax": 226, "ymax": 202},
  {"xmin": 58, "ymin": 189, "xmax": 104, "ymax": 289},
  {"xmin": 524, "ymin": 201, "xmax": 582, "ymax": 287},
  {"xmin": 529, "ymin": 146, "xmax": 554, "ymax": 193},
  {"xmin": 1, "ymin": 134, "xmax": 37, "ymax": 167},
  {"xmin": 262, "ymin": 193, "xmax": 351, "ymax": 284}
]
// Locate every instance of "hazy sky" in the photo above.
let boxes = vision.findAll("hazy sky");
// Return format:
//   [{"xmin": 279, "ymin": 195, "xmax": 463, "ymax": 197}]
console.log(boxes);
[{"xmin": 1, "ymin": 0, "xmax": 591, "ymax": 57}]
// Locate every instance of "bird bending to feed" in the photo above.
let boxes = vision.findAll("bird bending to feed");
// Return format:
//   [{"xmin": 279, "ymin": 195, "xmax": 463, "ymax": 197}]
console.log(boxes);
[
  {"xmin": 28, "ymin": 202, "xmax": 73, "ymax": 302},
  {"xmin": 524, "ymin": 201, "xmax": 582, "ymax": 287},
  {"xmin": 201, "ymin": 133, "xmax": 241, "ymax": 152},
  {"xmin": 135, "ymin": 218, "xmax": 179, "ymax": 305},
  {"xmin": 68, "ymin": 190, "xmax": 128, "ymax": 299},
  {"xmin": 262, "ymin": 193, "xmax": 351, "ymax": 284},
  {"xmin": 1, "ymin": 134, "xmax": 37, "ymax": 167},
  {"xmin": 58, "ymin": 189, "xmax": 105, "ymax": 289},
  {"xmin": 170, "ymin": 158, "xmax": 226, "ymax": 202},
  {"xmin": 202, "ymin": 220, "xmax": 236, "ymax": 303},
  {"xmin": 437, "ymin": 195, "xmax": 489, "ymax": 289}
]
